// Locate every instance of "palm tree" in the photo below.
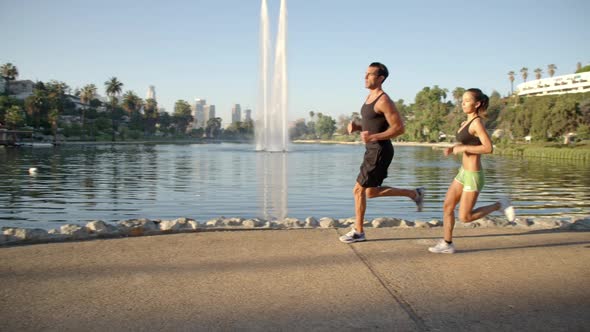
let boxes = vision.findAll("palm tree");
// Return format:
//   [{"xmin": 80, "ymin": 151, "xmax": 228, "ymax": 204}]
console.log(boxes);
[
  {"xmin": 104, "ymin": 77, "xmax": 123, "ymax": 102},
  {"xmin": 46, "ymin": 80, "xmax": 69, "ymax": 143},
  {"xmin": 104, "ymin": 77, "xmax": 123, "ymax": 141},
  {"xmin": 48, "ymin": 109, "xmax": 60, "ymax": 144},
  {"xmin": 144, "ymin": 98, "xmax": 158, "ymax": 135},
  {"xmin": 122, "ymin": 91, "xmax": 141, "ymax": 115},
  {"xmin": 534, "ymin": 68, "xmax": 543, "ymax": 80},
  {"xmin": 24, "ymin": 89, "xmax": 48, "ymax": 129},
  {"xmin": 508, "ymin": 71, "xmax": 515, "ymax": 94},
  {"xmin": 80, "ymin": 84, "xmax": 96, "ymax": 104},
  {"xmin": 80, "ymin": 84, "xmax": 97, "ymax": 140},
  {"xmin": 520, "ymin": 67, "xmax": 528, "ymax": 82},
  {"xmin": 1, "ymin": 63, "xmax": 19, "ymax": 95},
  {"xmin": 309, "ymin": 111, "xmax": 315, "ymax": 121},
  {"xmin": 547, "ymin": 64, "xmax": 557, "ymax": 77}
]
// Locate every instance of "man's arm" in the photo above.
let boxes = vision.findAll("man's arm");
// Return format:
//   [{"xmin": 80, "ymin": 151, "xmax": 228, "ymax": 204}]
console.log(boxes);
[
  {"xmin": 363, "ymin": 96, "xmax": 404, "ymax": 142},
  {"xmin": 347, "ymin": 120, "xmax": 362, "ymax": 134}
]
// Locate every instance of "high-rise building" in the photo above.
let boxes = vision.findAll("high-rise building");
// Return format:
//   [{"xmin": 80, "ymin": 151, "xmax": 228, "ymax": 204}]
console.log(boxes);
[
  {"xmin": 204, "ymin": 104, "xmax": 216, "ymax": 125},
  {"xmin": 193, "ymin": 99, "xmax": 206, "ymax": 128},
  {"xmin": 244, "ymin": 109, "xmax": 252, "ymax": 122},
  {"xmin": 231, "ymin": 104, "xmax": 242, "ymax": 124},
  {"xmin": 146, "ymin": 86, "xmax": 156, "ymax": 101}
]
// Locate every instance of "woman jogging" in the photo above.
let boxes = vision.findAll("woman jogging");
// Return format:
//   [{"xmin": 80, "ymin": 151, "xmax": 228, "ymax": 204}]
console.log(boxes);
[{"xmin": 429, "ymin": 88, "xmax": 515, "ymax": 254}]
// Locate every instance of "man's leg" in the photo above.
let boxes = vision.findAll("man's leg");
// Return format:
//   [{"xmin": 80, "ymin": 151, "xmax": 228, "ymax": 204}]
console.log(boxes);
[
  {"xmin": 339, "ymin": 182, "xmax": 368, "ymax": 243},
  {"xmin": 366, "ymin": 186, "xmax": 417, "ymax": 200},
  {"xmin": 353, "ymin": 182, "xmax": 367, "ymax": 233}
]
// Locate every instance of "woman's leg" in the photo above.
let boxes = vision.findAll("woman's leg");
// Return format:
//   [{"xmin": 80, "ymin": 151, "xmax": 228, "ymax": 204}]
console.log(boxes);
[
  {"xmin": 443, "ymin": 180, "xmax": 464, "ymax": 242},
  {"xmin": 458, "ymin": 192, "xmax": 500, "ymax": 223}
]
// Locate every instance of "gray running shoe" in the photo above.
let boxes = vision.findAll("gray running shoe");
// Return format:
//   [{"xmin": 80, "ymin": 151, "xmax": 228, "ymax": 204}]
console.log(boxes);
[
  {"xmin": 428, "ymin": 239, "xmax": 456, "ymax": 254},
  {"xmin": 414, "ymin": 187, "xmax": 425, "ymax": 212},
  {"xmin": 339, "ymin": 227, "xmax": 366, "ymax": 243}
]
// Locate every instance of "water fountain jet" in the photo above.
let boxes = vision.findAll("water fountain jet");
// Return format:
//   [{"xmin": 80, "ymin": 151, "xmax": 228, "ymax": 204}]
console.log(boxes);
[{"xmin": 256, "ymin": 0, "xmax": 288, "ymax": 152}]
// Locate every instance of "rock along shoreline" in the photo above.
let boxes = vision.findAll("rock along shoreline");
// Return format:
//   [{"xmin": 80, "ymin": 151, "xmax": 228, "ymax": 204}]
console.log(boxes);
[{"xmin": 2, "ymin": 215, "xmax": 589, "ymax": 246}]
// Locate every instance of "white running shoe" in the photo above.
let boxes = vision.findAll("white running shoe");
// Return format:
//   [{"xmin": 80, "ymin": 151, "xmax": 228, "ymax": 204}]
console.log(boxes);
[
  {"xmin": 339, "ymin": 227, "xmax": 366, "ymax": 243},
  {"xmin": 428, "ymin": 239, "xmax": 455, "ymax": 254},
  {"xmin": 414, "ymin": 187, "xmax": 425, "ymax": 212},
  {"xmin": 499, "ymin": 197, "xmax": 516, "ymax": 222}
]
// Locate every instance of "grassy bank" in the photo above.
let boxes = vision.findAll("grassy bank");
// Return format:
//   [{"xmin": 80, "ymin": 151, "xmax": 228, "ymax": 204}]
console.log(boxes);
[
  {"xmin": 293, "ymin": 138, "xmax": 590, "ymax": 161},
  {"xmin": 493, "ymin": 142, "xmax": 590, "ymax": 160}
]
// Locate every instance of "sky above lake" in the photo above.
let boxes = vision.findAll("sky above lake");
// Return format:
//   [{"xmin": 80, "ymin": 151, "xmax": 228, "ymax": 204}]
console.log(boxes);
[{"xmin": 1, "ymin": 0, "xmax": 588, "ymax": 125}]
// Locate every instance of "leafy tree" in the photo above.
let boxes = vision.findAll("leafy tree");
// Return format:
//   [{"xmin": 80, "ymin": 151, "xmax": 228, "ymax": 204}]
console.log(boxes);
[
  {"xmin": 315, "ymin": 113, "xmax": 336, "ymax": 139},
  {"xmin": 242, "ymin": 118, "xmax": 254, "ymax": 136},
  {"xmin": 189, "ymin": 127, "xmax": 205, "ymax": 138},
  {"xmin": 547, "ymin": 96, "xmax": 578, "ymax": 138},
  {"xmin": 172, "ymin": 99, "xmax": 193, "ymax": 134},
  {"xmin": 496, "ymin": 92, "xmax": 590, "ymax": 141},
  {"xmin": 412, "ymin": 85, "xmax": 450, "ymax": 141},
  {"xmin": 485, "ymin": 90, "xmax": 503, "ymax": 129},
  {"xmin": 289, "ymin": 118, "xmax": 309, "ymax": 139},
  {"xmin": 157, "ymin": 110, "xmax": 171, "ymax": 135},
  {"xmin": 0, "ymin": 95, "xmax": 21, "ymax": 126},
  {"xmin": 452, "ymin": 87, "xmax": 465, "ymax": 112},
  {"xmin": 5, "ymin": 105, "xmax": 25, "ymax": 129},
  {"xmin": 577, "ymin": 124, "xmax": 590, "ymax": 140},
  {"xmin": 394, "ymin": 100, "xmax": 411, "ymax": 120},
  {"xmin": 580, "ymin": 99, "xmax": 590, "ymax": 125},
  {"xmin": 575, "ymin": 65, "xmax": 590, "ymax": 73},
  {"xmin": 205, "ymin": 117, "xmax": 222, "ymax": 138}
]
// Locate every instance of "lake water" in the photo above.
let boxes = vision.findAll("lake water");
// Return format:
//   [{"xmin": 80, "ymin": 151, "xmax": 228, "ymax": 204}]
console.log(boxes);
[{"xmin": 1, "ymin": 143, "xmax": 589, "ymax": 229}]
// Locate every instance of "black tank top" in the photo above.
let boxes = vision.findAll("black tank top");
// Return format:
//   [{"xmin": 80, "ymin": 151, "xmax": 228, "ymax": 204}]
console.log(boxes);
[
  {"xmin": 361, "ymin": 93, "xmax": 389, "ymax": 142},
  {"xmin": 456, "ymin": 116, "xmax": 482, "ymax": 145}
]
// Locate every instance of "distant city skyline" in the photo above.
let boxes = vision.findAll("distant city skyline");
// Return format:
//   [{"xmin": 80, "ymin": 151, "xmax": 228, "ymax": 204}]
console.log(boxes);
[{"xmin": 1, "ymin": 0, "xmax": 588, "ymax": 125}]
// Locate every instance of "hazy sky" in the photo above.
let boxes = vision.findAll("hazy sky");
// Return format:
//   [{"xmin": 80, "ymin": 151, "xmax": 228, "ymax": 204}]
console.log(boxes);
[{"xmin": 1, "ymin": 0, "xmax": 588, "ymax": 124}]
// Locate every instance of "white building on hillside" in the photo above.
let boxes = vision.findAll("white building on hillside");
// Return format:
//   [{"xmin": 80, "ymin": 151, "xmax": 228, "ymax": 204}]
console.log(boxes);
[{"xmin": 517, "ymin": 72, "xmax": 590, "ymax": 97}]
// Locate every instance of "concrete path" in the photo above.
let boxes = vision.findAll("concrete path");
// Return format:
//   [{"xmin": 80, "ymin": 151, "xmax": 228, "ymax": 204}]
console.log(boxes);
[{"xmin": 1, "ymin": 228, "xmax": 589, "ymax": 331}]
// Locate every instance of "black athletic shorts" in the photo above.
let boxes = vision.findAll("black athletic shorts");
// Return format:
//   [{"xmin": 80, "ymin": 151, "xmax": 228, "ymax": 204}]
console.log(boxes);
[{"xmin": 356, "ymin": 141, "xmax": 394, "ymax": 188}]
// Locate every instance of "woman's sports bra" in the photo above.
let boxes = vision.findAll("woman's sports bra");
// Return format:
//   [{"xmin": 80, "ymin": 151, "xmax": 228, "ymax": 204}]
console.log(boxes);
[{"xmin": 456, "ymin": 116, "xmax": 481, "ymax": 146}]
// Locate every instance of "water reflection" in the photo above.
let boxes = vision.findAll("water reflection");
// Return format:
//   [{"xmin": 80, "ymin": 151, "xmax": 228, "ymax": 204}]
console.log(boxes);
[
  {"xmin": 257, "ymin": 151, "xmax": 288, "ymax": 220},
  {"xmin": 0, "ymin": 143, "xmax": 588, "ymax": 229}
]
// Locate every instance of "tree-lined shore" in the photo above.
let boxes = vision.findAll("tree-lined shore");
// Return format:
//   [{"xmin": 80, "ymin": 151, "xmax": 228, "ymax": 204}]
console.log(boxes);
[{"xmin": 1, "ymin": 62, "xmax": 589, "ymax": 147}]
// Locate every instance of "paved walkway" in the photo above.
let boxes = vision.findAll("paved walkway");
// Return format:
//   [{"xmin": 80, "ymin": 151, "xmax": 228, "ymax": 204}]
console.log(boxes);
[{"xmin": 1, "ymin": 228, "xmax": 589, "ymax": 331}]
